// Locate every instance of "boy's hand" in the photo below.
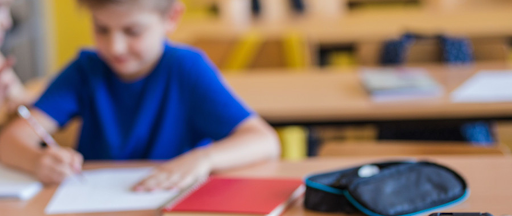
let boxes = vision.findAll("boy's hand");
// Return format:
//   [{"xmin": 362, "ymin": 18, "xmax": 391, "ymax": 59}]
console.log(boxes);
[
  {"xmin": 34, "ymin": 147, "xmax": 84, "ymax": 185},
  {"xmin": 133, "ymin": 148, "xmax": 212, "ymax": 192}
]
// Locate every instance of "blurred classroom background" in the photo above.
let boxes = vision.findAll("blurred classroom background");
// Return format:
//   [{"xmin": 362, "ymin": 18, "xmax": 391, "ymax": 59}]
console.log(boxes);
[{"xmin": 7, "ymin": 0, "xmax": 512, "ymax": 160}]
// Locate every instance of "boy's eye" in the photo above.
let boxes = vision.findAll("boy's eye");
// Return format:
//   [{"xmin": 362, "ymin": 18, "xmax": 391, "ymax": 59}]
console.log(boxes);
[
  {"xmin": 125, "ymin": 27, "xmax": 144, "ymax": 37},
  {"xmin": 94, "ymin": 26, "xmax": 109, "ymax": 35}
]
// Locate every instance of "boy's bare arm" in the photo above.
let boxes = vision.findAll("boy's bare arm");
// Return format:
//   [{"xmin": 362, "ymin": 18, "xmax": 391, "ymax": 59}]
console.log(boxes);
[
  {"xmin": 134, "ymin": 116, "xmax": 280, "ymax": 191},
  {"xmin": 0, "ymin": 108, "xmax": 83, "ymax": 184},
  {"xmin": 206, "ymin": 116, "xmax": 281, "ymax": 171}
]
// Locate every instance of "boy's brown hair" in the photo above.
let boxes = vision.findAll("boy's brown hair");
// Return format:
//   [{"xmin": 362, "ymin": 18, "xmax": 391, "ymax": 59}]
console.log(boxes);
[{"xmin": 77, "ymin": 0, "xmax": 176, "ymax": 14}]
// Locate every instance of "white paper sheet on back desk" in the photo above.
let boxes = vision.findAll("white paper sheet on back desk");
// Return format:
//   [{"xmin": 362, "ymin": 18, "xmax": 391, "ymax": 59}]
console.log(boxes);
[{"xmin": 452, "ymin": 71, "xmax": 512, "ymax": 103}]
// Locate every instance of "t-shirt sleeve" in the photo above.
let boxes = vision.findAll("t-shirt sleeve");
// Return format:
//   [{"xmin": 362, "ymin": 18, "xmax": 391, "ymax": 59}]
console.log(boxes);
[
  {"xmin": 34, "ymin": 62, "xmax": 82, "ymax": 127},
  {"xmin": 188, "ymin": 52, "xmax": 253, "ymax": 141}
]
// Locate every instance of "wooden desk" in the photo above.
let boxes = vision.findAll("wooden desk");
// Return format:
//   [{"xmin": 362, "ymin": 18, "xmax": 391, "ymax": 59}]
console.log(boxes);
[
  {"xmin": 225, "ymin": 61, "xmax": 512, "ymax": 124},
  {"xmin": 1, "ymin": 155, "xmax": 512, "ymax": 216},
  {"xmin": 173, "ymin": 8, "xmax": 512, "ymax": 44},
  {"xmin": 318, "ymin": 141, "xmax": 509, "ymax": 157}
]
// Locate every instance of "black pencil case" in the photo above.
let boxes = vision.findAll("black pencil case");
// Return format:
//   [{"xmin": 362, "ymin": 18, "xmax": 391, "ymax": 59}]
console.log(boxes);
[{"xmin": 304, "ymin": 160, "xmax": 469, "ymax": 216}]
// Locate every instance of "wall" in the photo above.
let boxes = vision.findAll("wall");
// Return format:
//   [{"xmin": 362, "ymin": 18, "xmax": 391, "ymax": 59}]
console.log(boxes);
[{"xmin": 45, "ymin": 0, "xmax": 94, "ymax": 74}]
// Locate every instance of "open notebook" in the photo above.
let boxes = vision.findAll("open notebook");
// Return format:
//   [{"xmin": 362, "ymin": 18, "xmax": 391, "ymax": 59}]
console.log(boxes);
[
  {"xmin": 45, "ymin": 167, "xmax": 180, "ymax": 214},
  {"xmin": 162, "ymin": 177, "xmax": 305, "ymax": 216},
  {"xmin": 0, "ymin": 163, "xmax": 42, "ymax": 200}
]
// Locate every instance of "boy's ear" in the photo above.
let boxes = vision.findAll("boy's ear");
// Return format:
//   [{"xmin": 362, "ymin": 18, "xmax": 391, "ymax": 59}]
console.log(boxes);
[{"xmin": 164, "ymin": 1, "xmax": 185, "ymax": 33}]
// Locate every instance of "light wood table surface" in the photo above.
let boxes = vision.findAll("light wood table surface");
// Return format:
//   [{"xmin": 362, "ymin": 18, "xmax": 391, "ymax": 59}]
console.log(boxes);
[
  {"xmin": 318, "ymin": 141, "xmax": 509, "ymax": 157},
  {"xmin": 225, "ymin": 61, "xmax": 512, "ymax": 124},
  {"xmin": 1, "ymin": 155, "xmax": 512, "ymax": 216},
  {"xmin": 172, "ymin": 8, "xmax": 512, "ymax": 44}
]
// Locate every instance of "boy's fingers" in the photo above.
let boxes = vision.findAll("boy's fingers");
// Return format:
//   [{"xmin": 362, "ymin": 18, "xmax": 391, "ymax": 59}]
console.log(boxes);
[
  {"xmin": 45, "ymin": 161, "xmax": 73, "ymax": 183},
  {"xmin": 134, "ymin": 172, "xmax": 180, "ymax": 192},
  {"xmin": 148, "ymin": 173, "xmax": 177, "ymax": 191},
  {"xmin": 50, "ymin": 151, "xmax": 71, "ymax": 165},
  {"xmin": 47, "ymin": 169, "xmax": 67, "ymax": 183},
  {"xmin": 150, "ymin": 172, "xmax": 169, "ymax": 189},
  {"xmin": 133, "ymin": 175, "xmax": 159, "ymax": 191},
  {"xmin": 49, "ymin": 148, "xmax": 73, "ymax": 165},
  {"xmin": 145, "ymin": 174, "xmax": 165, "ymax": 190},
  {"xmin": 69, "ymin": 150, "xmax": 83, "ymax": 172},
  {"xmin": 175, "ymin": 174, "xmax": 195, "ymax": 190},
  {"xmin": 158, "ymin": 174, "xmax": 181, "ymax": 191},
  {"xmin": 52, "ymin": 161, "xmax": 75, "ymax": 177}
]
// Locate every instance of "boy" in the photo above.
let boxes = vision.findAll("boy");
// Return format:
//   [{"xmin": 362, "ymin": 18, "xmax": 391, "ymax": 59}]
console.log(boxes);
[{"xmin": 0, "ymin": 0, "xmax": 280, "ymax": 192}]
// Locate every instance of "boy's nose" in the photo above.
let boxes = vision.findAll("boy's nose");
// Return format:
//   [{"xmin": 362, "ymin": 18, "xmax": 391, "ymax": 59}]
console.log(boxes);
[{"xmin": 108, "ymin": 33, "xmax": 128, "ymax": 55}]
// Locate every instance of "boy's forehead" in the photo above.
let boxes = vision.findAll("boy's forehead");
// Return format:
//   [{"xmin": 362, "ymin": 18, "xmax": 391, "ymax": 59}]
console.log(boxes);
[
  {"xmin": 84, "ymin": 0, "xmax": 170, "ymax": 14},
  {"xmin": 91, "ymin": 5, "xmax": 162, "ymax": 25}
]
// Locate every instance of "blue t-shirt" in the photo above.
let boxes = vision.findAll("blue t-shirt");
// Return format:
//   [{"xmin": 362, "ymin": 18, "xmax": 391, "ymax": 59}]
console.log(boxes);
[{"xmin": 35, "ymin": 43, "xmax": 253, "ymax": 160}]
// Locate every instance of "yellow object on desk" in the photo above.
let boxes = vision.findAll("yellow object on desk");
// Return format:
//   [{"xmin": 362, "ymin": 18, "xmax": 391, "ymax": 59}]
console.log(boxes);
[
  {"xmin": 327, "ymin": 51, "xmax": 357, "ymax": 68},
  {"xmin": 276, "ymin": 126, "xmax": 308, "ymax": 161}
]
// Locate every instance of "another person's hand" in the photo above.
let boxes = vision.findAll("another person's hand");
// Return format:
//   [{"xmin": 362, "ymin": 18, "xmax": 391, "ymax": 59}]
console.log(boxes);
[
  {"xmin": 133, "ymin": 148, "xmax": 212, "ymax": 192},
  {"xmin": 0, "ymin": 56, "xmax": 27, "ymax": 110},
  {"xmin": 0, "ymin": 56, "xmax": 15, "ymax": 105},
  {"xmin": 34, "ymin": 147, "xmax": 84, "ymax": 185}
]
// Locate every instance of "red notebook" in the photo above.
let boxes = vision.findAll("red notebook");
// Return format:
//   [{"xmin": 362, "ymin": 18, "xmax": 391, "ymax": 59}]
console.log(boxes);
[{"xmin": 162, "ymin": 177, "xmax": 305, "ymax": 216}]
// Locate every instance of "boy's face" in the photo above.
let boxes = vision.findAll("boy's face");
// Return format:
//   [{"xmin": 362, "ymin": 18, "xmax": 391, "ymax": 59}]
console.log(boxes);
[
  {"xmin": 0, "ymin": 0, "xmax": 13, "ymax": 47},
  {"xmin": 91, "ymin": 3, "xmax": 182, "ymax": 80}
]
